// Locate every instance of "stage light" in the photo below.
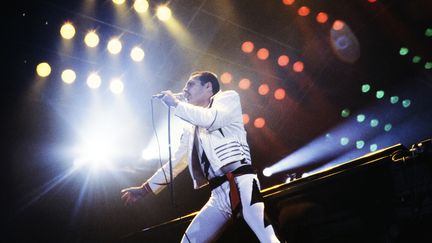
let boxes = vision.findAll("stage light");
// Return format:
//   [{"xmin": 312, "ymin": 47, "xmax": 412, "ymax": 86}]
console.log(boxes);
[
  {"xmin": 332, "ymin": 20, "xmax": 345, "ymax": 31},
  {"xmin": 156, "ymin": 6, "xmax": 172, "ymax": 22},
  {"xmin": 134, "ymin": 0, "xmax": 149, "ymax": 13},
  {"xmin": 112, "ymin": 0, "xmax": 125, "ymax": 5},
  {"xmin": 109, "ymin": 78, "xmax": 124, "ymax": 94},
  {"xmin": 36, "ymin": 62, "xmax": 51, "ymax": 77},
  {"xmin": 357, "ymin": 114, "xmax": 366, "ymax": 123},
  {"xmin": 282, "ymin": 0, "xmax": 295, "ymax": 6},
  {"xmin": 258, "ymin": 84, "xmax": 270, "ymax": 95},
  {"xmin": 356, "ymin": 140, "xmax": 365, "ymax": 149},
  {"xmin": 370, "ymin": 144, "xmax": 378, "ymax": 152},
  {"xmin": 238, "ymin": 78, "xmax": 251, "ymax": 90},
  {"xmin": 376, "ymin": 90, "xmax": 384, "ymax": 99},
  {"xmin": 263, "ymin": 167, "xmax": 272, "ymax": 177},
  {"xmin": 368, "ymin": 0, "xmax": 377, "ymax": 3},
  {"xmin": 274, "ymin": 88, "xmax": 286, "ymax": 100},
  {"xmin": 257, "ymin": 48, "xmax": 269, "ymax": 60},
  {"xmin": 384, "ymin": 123, "xmax": 392, "ymax": 132},
  {"xmin": 241, "ymin": 41, "xmax": 254, "ymax": 53},
  {"xmin": 242, "ymin": 114, "xmax": 250, "ymax": 125},
  {"xmin": 412, "ymin": 56, "xmax": 421, "ymax": 63},
  {"xmin": 399, "ymin": 47, "xmax": 409, "ymax": 56},
  {"xmin": 426, "ymin": 28, "xmax": 432, "ymax": 37},
  {"xmin": 292, "ymin": 61, "xmax": 304, "ymax": 72},
  {"xmin": 220, "ymin": 72, "xmax": 232, "ymax": 84},
  {"xmin": 341, "ymin": 109, "xmax": 350, "ymax": 118},
  {"xmin": 84, "ymin": 30, "xmax": 99, "ymax": 48},
  {"xmin": 277, "ymin": 55, "xmax": 289, "ymax": 67},
  {"xmin": 340, "ymin": 137, "xmax": 349, "ymax": 146},
  {"xmin": 370, "ymin": 119, "xmax": 379, "ymax": 127},
  {"xmin": 425, "ymin": 62, "xmax": 432, "ymax": 70},
  {"xmin": 107, "ymin": 38, "xmax": 122, "ymax": 54},
  {"xmin": 61, "ymin": 69, "xmax": 76, "ymax": 84},
  {"xmin": 390, "ymin": 96, "xmax": 399, "ymax": 104},
  {"xmin": 254, "ymin": 117, "xmax": 266, "ymax": 128},
  {"xmin": 297, "ymin": 6, "xmax": 310, "ymax": 17},
  {"xmin": 60, "ymin": 22, "xmax": 76, "ymax": 40},
  {"xmin": 87, "ymin": 73, "xmax": 101, "ymax": 89},
  {"xmin": 316, "ymin": 12, "xmax": 328, "ymax": 24},
  {"xmin": 361, "ymin": 84, "xmax": 371, "ymax": 93},
  {"xmin": 402, "ymin": 99, "xmax": 411, "ymax": 108},
  {"xmin": 130, "ymin": 46, "xmax": 145, "ymax": 62}
]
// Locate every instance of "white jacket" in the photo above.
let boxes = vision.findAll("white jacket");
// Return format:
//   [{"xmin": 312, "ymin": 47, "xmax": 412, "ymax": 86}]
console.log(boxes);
[{"xmin": 147, "ymin": 90, "xmax": 252, "ymax": 193}]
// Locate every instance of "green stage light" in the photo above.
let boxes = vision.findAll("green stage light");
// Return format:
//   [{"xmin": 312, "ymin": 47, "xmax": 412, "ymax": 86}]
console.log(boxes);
[
  {"xmin": 412, "ymin": 56, "xmax": 421, "ymax": 63},
  {"xmin": 361, "ymin": 84, "xmax": 370, "ymax": 93},
  {"xmin": 341, "ymin": 109, "xmax": 350, "ymax": 118},
  {"xmin": 425, "ymin": 28, "xmax": 432, "ymax": 37},
  {"xmin": 357, "ymin": 114, "xmax": 365, "ymax": 123},
  {"xmin": 370, "ymin": 119, "xmax": 379, "ymax": 127},
  {"xmin": 340, "ymin": 137, "xmax": 349, "ymax": 146},
  {"xmin": 399, "ymin": 47, "xmax": 409, "ymax": 56},
  {"xmin": 384, "ymin": 123, "xmax": 392, "ymax": 132},
  {"xmin": 376, "ymin": 90, "xmax": 384, "ymax": 99},
  {"xmin": 402, "ymin": 99, "xmax": 411, "ymax": 108},
  {"xmin": 356, "ymin": 140, "xmax": 365, "ymax": 149},
  {"xmin": 390, "ymin": 96, "xmax": 399, "ymax": 104}
]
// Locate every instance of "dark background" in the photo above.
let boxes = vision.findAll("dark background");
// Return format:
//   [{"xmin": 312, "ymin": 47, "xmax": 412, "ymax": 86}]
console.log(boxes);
[{"xmin": 3, "ymin": 0, "xmax": 432, "ymax": 242}]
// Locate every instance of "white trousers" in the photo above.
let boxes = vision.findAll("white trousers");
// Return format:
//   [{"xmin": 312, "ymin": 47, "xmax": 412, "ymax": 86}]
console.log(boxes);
[{"xmin": 180, "ymin": 174, "xmax": 280, "ymax": 243}]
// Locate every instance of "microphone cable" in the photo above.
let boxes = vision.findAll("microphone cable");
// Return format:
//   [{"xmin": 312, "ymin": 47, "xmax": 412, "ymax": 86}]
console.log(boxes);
[{"xmin": 150, "ymin": 98, "xmax": 170, "ymax": 186}]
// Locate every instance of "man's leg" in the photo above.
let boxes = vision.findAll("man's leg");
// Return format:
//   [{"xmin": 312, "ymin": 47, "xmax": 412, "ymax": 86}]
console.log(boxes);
[
  {"xmin": 236, "ymin": 174, "xmax": 281, "ymax": 243},
  {"xmin": 181, "ymin": 190, "xmax": 231, "ymax": 243}
]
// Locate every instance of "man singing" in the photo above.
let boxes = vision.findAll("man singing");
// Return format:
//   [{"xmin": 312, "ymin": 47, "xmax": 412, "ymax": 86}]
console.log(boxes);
[{"xmin": 121, "ymin": 71, "xmax": 280, "ymax": 243}]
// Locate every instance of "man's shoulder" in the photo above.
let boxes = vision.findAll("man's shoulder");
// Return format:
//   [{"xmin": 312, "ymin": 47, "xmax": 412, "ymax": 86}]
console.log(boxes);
[{"xmin": 215, "ymin": 90, "xmax": 239, "ymax": 98}]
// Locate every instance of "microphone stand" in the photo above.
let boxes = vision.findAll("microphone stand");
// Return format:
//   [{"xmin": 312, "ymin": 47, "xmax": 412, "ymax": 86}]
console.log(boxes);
[{"xmin": 167, "ymin": 107, "xmax": 175, "ymax": 207}]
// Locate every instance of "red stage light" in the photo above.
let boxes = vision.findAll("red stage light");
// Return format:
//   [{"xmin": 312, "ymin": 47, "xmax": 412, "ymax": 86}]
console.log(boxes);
[
  {"xmin": 257, "ymin": 48, "xmax": 269, "ymax": 60},
  {"xmin": 254, "ymin": 117, "xmax": 266, "ymax": 128},
  {"xmin": 243, "ymin": 114, "xmax": 250, "ymax": 124},
  {"xmin": 239, "ymin": 78, "xmax": 251, "ymax": 90},
  {"xmin": 282, "ymin": 0, "xmax": 295, "ymax": 6},
  {"xmin": 316, "ymin": 12, "xmax": 328, "ymax": 24},
  {"xmin": 241, "ymin": 41, "xmax": 254, "ymax": 53},
  {"xmin": 258, "ymin": 84, "xmax": 270, "ymax": 95},
  {"xmin": 293, "ymin": 61, "xmax": 304, "ymax": 72},
  {"xmin": 220, "ymin": 72, "xmax": 232, "ymax": 84},
  {"xmin": 278, "ymin": 55, "xmax": 290, "ymax": 66},
  {"xmin": 274, "ymin": 88, "xmax": 286, "ymax": 100},
  {"xmin": 298, "ymin": 6, "xmax": 310, "ymax": 16}
]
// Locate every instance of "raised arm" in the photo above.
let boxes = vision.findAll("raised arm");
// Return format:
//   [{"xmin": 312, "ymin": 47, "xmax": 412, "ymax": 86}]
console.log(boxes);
[{"xmin": 173, "ymin": 90, "xmax": 242, "ymax": 131}]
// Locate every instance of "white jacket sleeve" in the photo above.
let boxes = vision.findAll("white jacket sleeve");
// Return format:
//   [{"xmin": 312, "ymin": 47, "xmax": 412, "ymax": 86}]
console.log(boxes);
[
  {"xmin": 146, "ymin": 129, "xmax": 189, "ymax": 194},
  {"xmin": 173, "ymin": 90, "xmax": 242, "ymax": 131}
]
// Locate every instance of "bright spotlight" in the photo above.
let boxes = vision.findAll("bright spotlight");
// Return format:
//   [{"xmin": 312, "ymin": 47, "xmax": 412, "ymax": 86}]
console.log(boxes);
[
  {"xmin": 263, "ymin": 168, "xmax": 273, "ymax": 177},
  {"xmin": 110, "ymin": 78, "xmax": 124, "ymax": 94},
  {"xmin": 60, "ymin": 22, "xmax": 75, "ymax": 39},
  {"xmin": 36, "ymin": 62, "xmax": 51, "ymax": 77},
  {"xmin": 107, "ymin": 38, "xmax": 122, "ymax": 54},
  {"xmin": 156, "ymin": 6, "xmax": 172, "ymax": 21},
  {"xmin": 61, "ymin": 69, "xmax": 76, "ymax": 84},
  {"xmin": 134, "ymin": 0, "xmax": 149, "ymax": 13},
  {"xmin": 84, "ymin": 30, "xmax": 100, "ymax": 48},
  {"xmin": 112, "ymin": 0, "xmax": 125, "ymax": 5},
  {"xmin": 87, "ymin": 73, "xmax": 101, "ymax": 89},
  {"xmin": 74, "ymin": 138, "xmax": 114, "ymax": 170},
  {"xmin": 130, "ymin": 46, "xmax": 145, "ymax": 62}
]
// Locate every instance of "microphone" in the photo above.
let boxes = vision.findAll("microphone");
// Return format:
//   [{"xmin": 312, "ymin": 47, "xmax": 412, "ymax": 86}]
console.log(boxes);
[{"xmin": 152, "ymin": 92, "xmax": 185, "ymax": 100}]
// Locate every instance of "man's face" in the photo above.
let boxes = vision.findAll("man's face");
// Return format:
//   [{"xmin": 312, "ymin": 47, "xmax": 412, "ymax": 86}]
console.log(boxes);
[{"xmin": 182, "ymin": 76, "xmax": 212, "ymax": 106}]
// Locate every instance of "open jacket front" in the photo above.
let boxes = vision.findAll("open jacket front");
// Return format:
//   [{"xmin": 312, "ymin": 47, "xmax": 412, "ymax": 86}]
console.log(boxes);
[{"xmin": 147, "ymin": 90, "xmax": 252, "ymax": 193}]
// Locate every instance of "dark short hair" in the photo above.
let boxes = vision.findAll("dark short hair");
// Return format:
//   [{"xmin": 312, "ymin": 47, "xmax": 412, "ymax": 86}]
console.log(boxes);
[{"xmin": 190, "ymin": 71, "xmax": 220, "ymax": 95}]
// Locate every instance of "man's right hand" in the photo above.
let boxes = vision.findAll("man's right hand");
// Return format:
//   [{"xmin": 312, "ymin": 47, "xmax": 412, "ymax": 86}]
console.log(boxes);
[{"xmin": 121, "ymin": 183, "xmax": 152, "ymax": 206}]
